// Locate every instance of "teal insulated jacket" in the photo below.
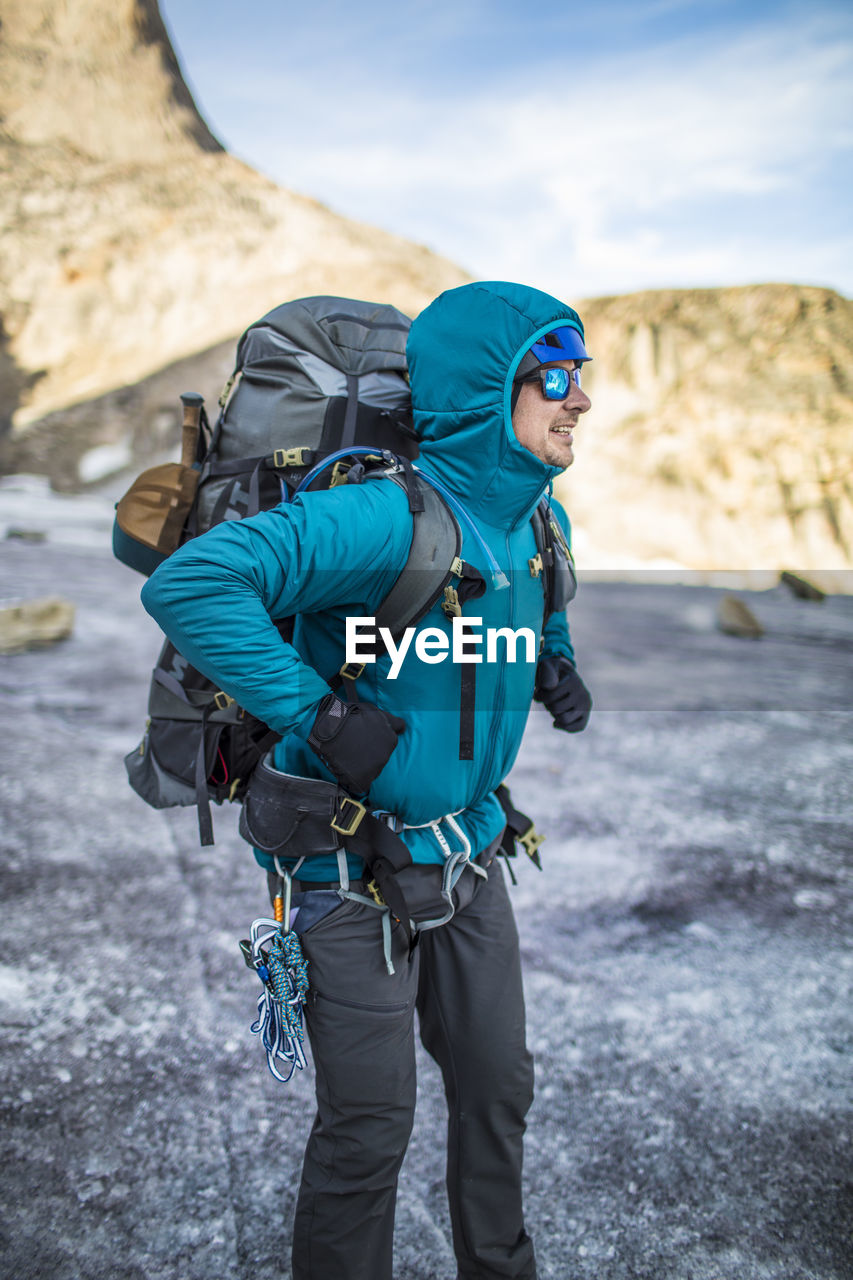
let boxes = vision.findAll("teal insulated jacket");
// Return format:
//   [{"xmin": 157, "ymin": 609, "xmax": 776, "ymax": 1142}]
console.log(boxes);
[{"xmin": 141, "ymin": 281, "xmax": 586, "ymax": 878}]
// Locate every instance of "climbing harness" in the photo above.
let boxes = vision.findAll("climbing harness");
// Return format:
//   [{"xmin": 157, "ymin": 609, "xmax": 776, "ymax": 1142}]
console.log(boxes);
[
  {"xmin": 374, "ymin": 808, "xmax": 489, "ymax": 933},
  {"xmin": 237, "ymin": 785, "xmax": 545, "ymax": 1082},
  {"xmin": 239, "ymin": 863, "xmax": 310, "ymax": 1083}
]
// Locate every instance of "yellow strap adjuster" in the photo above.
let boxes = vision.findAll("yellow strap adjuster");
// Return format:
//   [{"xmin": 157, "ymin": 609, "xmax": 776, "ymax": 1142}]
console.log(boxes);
[
  {"xmin": 549, "ymin": 518, "xmax": 574, "ymax": 563},
  {"xmin": 331, "ymin": 796, "xmax": 367, "ymax": 837},
  {"xmin": 218, "ymin": 372, "xmax": 237, "ymax": 408},
  {"xmin": 273, "ymin": 446, "xmax": 309, "ymax": 468},
  {"xmin": 528, "ymin": 553, "xmax": 543, "ymax": 578},
  {"xmin": 518, "ymin": 823, "xmax": 546, "ymax": 862},
  {"xmin": 329, "ymin": 460, "xmax": 351, "ymax": 487},
  {"xmin": 339, "ymin": 661, "xmax": 366, "ymax": 682},
  {"xmin": 214, "ymin": 691, "xmax": 235, "ymax": 710},
  {"xmin": 442, "ymin": 585, "xmax": 462, "ymax": 618},
  {"xmin": 366, "ymin": 878, "xmax": 386, "ymax": 907}
]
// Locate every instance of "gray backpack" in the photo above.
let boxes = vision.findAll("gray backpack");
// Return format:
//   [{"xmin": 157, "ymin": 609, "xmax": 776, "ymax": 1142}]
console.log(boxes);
[
  {"xmin": 193, "ymin": 295, "xmax": 421, "ymax": 533},
  {"xmin": 119, "ymin": 297, "xmax": 467, "ymax": 845}
]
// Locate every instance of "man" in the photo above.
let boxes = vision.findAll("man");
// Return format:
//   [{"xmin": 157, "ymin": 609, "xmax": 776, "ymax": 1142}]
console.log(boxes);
[{"xmin": 141, "ymin": 280, "xmax": 593, "ymax": 1280}]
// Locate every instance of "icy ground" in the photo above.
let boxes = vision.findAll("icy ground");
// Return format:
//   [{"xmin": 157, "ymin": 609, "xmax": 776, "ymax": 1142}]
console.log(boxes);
[{"xmin": 0, "ymin": 477, "xmax": 851, "ymax": 1280}]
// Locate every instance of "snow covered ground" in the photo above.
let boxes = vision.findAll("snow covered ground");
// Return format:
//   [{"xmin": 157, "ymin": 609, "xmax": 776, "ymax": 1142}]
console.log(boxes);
[{"xmin": 1, "ymin": 479, "xmax": 851, "ymax": 1280}]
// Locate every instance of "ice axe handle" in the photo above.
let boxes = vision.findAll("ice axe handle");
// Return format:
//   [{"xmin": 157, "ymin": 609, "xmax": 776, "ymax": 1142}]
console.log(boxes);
[{"xmin": 180, "ymin": 392, "xmax": 204, "ymax": 467}]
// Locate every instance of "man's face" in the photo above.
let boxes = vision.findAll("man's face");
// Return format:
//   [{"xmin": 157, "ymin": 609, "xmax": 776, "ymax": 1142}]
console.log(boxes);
[{"xmin": 511, "ymin": 359, "xmax": 591, "ymax": 469}]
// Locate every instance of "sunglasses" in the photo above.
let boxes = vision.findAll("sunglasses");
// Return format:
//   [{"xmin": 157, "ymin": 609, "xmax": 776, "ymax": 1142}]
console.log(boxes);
[{"xmin": 516, "ymin": 366, "xmax": 582, "ymax": 400}]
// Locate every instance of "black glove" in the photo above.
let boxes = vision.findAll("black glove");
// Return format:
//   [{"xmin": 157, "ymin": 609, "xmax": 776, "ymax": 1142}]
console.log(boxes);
[
  {"xmin": 307, "ymin": 693, "xmax": 406, "ymax": 794},
  {"xmin": 533, "ymin": 655, "xmax": 592, "ymax": 733}
]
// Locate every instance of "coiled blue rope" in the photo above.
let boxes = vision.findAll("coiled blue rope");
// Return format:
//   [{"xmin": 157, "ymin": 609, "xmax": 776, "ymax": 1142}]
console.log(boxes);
[{"xmin": 247, "ymin": 920, "xmax": 310, "ymax": 1083}]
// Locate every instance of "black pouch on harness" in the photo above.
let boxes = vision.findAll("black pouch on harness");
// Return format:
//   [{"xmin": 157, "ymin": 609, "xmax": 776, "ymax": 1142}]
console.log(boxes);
[{"xmin": 238, "ymin": 754, "xmax": 343, "ymax": 859}]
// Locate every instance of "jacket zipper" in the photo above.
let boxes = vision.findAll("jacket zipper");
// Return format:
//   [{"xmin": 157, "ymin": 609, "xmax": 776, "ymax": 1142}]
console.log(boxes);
[{"xmin": 474, "ymin": 524, "xmax": 515, "ymax": 796}]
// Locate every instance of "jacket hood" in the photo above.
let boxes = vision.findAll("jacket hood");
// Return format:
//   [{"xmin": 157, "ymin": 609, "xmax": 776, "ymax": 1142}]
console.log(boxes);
[{"xmin": 407, "ymin": 280, "xmax": 587, "ymax": 527}]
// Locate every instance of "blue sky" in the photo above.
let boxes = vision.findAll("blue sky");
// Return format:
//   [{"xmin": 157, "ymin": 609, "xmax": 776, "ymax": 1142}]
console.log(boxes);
[{"xmin": 160, "ymin": 0, "xmax": 852, "ymax": 301}]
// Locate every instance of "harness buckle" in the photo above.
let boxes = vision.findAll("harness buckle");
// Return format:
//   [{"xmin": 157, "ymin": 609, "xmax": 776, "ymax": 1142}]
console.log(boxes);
[
  {"xmin": 339, "ymin": 660, "xmax": 366, "ymax": 682},
  {"xmin": 273, "ymin": 447, "xmax": 309, "ymax": 468},
  {"xmin": 518, "ymin": 822, "xmax": 546, "ymax": 867},
  {"xmin": 214, "ymin": 690, "xmax": 234, "ymax": 710},
  {"xmin": 331, "ymin": 796, "xmax": 367, "ymax": 837},
  {"xmin": 329, "ymin": 460, "xmax": 351, "ymax": 488},
  {"xmin": 528, "ymin": 553, "xmax": 543, "ymax": 578}
]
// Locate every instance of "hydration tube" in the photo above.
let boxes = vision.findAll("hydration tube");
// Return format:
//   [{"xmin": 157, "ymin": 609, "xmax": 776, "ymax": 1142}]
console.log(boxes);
[
  {"xmin": 411, "ymin": 465, "xmax": 509, "ymax": 592},
  {"xmin": 290, "ymin": 449, "xmax": 509, "ymax": 592},
  {"xmin": 287, "ymin": 447, "xmax": 390, "ymax": 500}
]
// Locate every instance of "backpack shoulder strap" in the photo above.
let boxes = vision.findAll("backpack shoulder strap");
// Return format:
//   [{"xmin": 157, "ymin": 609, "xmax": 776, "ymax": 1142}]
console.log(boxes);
[
  {"xmin": 530, "ymin": 498, "xmax": 555, "ymax": 629},
  {"xmin": 373, "ymin": 472, "xmax": 462, "ymax": 638},
  {"xmin": 531, "ymin": 498, "xmax": 577, "ymax": 630}
]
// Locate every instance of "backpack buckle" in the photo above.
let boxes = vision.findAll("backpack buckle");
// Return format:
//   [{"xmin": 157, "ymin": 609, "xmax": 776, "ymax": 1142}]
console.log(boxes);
[
  {"xmin": 339, "ymin": 661, "xmax": 365, "ymax": 682},
  {"xmin": 528, "ymin": 553, "xmax": 543, "ymax": 578},
  {"xmin": 331, "ymin": 796, "xmax": 367, "ymax": 837},
  {"xmin": 273, "ymin": 447, "xmax": 309, "ymax": 468},
  {"xmin": 329, "ymin": 460, "xmax": 351, "ymax": 487},
  {"xmin": 214, "ymin": 690, "xmax": 234, "ymax": 710},
  {"xmin": 518, "ymin": 823, "xmax": 546, "ymax": 868},
  {"xmin": 441, "ymin": 585, "xmax": 462, "ymax": 618}
]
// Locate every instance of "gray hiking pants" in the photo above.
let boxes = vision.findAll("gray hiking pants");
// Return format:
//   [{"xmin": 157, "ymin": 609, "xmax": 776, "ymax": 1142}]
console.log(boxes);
[{"xmin": 290, "ymin": 849, "xmax": 537, "ymax": 1280}]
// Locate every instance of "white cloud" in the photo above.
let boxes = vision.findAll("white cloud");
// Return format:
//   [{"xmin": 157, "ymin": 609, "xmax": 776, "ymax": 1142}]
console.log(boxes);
[{"xmin": 193, "ymin": 9, "xmax": 853, "ymax": 298}]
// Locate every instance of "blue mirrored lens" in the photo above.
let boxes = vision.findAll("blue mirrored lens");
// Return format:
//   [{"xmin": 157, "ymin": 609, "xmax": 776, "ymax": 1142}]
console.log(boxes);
[{"xmin": 542, "ymin": 367, "xmax": 580, "ymax": 399}]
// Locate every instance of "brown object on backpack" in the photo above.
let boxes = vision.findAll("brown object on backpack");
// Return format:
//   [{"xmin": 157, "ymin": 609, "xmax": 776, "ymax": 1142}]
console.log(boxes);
[{"xmin": 114, "ymin": 461, "xmax": 199, "ymax": 558}]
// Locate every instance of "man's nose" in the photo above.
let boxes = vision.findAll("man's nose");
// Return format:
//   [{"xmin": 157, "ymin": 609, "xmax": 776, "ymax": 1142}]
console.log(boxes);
[{"xmin": 565, "ymin": 381, "xmax": 591, "ymax": 413}]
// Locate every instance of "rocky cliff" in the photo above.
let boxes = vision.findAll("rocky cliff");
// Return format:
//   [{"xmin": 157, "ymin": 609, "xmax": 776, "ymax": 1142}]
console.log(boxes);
[{"xmin": 0, "ymin": 0, "xmax": 468, "ymax": 434}]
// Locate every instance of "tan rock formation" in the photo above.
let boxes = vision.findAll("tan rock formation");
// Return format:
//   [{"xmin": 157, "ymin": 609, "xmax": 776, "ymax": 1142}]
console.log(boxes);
[
  {"xmin": 0, "ymin": 0, "xmax": 468, "ymax": 433},
  {"xmin": 559, "ymin": 285, "xmax": 853, "ymax": 575}
]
